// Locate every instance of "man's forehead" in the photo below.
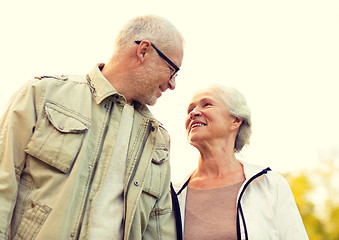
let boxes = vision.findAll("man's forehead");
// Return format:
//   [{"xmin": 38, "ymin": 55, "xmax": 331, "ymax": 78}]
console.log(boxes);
[{"xmin": 168, "ymin": 39, "xmax": 184, "ymax": 65}]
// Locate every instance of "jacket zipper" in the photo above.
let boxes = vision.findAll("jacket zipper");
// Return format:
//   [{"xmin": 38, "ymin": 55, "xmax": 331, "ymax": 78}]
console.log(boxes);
[
  {"xmin": 75, "ymin": 100, "xmax": 113, "ymax": 239},
  {"xmin": 123, "ymin": 119, "xmax": 156, "ymax": 239},
  {"xmin": 236, "ymin": 167, "xmax": 271, "ymax": 240}
]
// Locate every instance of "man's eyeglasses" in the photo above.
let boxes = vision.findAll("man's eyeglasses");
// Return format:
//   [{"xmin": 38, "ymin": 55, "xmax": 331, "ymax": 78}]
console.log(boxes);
[{"xmin": 135, "ymin": 40, "xmax": 180, "ymax": 79}]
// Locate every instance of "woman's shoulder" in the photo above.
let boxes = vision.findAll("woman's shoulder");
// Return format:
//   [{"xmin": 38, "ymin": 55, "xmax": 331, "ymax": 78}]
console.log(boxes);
[
  {"xmin": 242, "ymin": 161, "xmax": 289, "ymax": 187},
  {"xmin": 172, "ymin": 170, "xmax": 196, "ymax": 193}
]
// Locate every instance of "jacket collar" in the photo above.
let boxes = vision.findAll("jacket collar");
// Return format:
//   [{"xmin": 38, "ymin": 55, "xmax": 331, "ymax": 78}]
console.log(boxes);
[
  {"xmin": 86, "ymin": 64, "xmax": 163, "ymax": 127},
  {"xmin": 86, "ymin": 63, "xmax": 118, "ymax": 105},
  {"xmin": 174, "ymin": 161, "xmax": 270, "ymax": 194},
  {"xmin": 240, "ymin": 160, "xmax": 269, "ymax": 180}
]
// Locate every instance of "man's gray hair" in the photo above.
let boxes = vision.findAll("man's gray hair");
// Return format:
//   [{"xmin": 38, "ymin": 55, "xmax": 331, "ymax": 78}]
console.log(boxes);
[
  {"xmin": 114, "ymin": 15, "xmax": 184, "ymax": 55},
  {"xmin": 209, "ymin": 85, "xmax": 252, "ymax": 152}
]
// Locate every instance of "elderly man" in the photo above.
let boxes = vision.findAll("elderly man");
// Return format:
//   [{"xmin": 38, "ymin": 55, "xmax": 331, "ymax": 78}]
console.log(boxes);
[{"xmin": 0, "ymin": 15, "xmax": 184, "ymax": 240}]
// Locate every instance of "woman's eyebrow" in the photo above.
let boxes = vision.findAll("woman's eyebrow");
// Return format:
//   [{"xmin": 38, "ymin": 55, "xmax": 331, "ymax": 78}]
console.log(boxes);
[{"xmin": 187, "ymin": 103, "xmax": 195, "ymax": 112}]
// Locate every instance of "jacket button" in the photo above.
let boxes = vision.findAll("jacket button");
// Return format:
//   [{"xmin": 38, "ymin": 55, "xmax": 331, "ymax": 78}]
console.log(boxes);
[
  {"xmin": 134, "ymin": 181, "xmax": 139, "ymax": 186},
  {"xmin": 70, "ymin": 233, "xmax": 75, "ymax": 238}
]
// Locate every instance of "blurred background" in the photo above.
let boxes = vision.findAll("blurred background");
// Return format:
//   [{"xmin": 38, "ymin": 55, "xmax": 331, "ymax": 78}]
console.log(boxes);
[{"xmin": 1, "ymin": 0, "xmax": 338, "ymax": 238}]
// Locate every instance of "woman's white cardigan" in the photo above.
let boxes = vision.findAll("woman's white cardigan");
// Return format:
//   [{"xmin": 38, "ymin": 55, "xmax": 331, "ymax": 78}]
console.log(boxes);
[{"xmin": 173, "ymin": 161, "xmax": 309, "ymax": 240}]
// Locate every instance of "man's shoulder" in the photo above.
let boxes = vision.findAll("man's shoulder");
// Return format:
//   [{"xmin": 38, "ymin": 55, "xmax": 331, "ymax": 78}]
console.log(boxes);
[
  {"xmin": 34, "ymin": 74, "xmax": 87, "ymax": 84},
  {"xmin": 29, "ymin": 74, "xmax": 93, "ymax": 109},
  {"xmin": 33, "ymin": 75, "xmax": 90, "ymax": 96}
]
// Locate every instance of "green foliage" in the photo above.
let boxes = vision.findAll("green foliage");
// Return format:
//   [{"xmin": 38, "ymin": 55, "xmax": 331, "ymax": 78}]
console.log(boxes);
[{"xmin": 284, "ymin": 151, "xmax": 339, "ymax": 239}]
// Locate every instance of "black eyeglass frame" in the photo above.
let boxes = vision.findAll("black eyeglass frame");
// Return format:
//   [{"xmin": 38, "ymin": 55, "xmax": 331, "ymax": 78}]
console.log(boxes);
[{"xmin": 135, "ymin": 40, "xmax": 180, "ymax": 79}]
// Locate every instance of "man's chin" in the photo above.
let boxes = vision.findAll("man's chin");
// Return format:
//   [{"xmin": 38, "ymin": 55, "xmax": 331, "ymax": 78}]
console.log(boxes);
[
  {"xmin": 137, "ymin": 96, "xmax": 157, "ymax": 106},
  {"xmin": 136, "ymin": 93, "xmax": 158, "ymax": 106},
  {"xmin": 146, "ymin": 98, "xmax": 157, "ymax": 106}
]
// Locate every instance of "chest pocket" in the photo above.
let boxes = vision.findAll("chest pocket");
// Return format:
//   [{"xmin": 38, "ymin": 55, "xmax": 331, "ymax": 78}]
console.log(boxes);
[
  {"xmin": 144, "ymin": 144, "xmax": 169, "ymax": 198},
  {"xmin": 142, "ymin": 144, "xmax": 169, "ymax": 198},
  {"xmin": 25, "ymin": 102, "xmax": 91, "ymax": 173}
]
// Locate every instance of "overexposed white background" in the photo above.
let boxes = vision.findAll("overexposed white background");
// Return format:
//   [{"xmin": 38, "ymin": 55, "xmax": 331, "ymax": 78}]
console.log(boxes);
[{"xmin": 1, "ymin": 0, "xmax": 338, "ymax": 182}]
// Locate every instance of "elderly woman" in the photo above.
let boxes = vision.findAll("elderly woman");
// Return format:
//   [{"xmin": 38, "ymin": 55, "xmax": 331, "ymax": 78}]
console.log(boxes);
[{"xmin": 173, "ymin": 86, "xmax": 308, "ymax": 239}]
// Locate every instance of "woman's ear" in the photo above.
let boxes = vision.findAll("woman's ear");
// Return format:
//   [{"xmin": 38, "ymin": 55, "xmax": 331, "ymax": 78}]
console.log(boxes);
[
  {"xmin": 136, "ymin": 40, "xmax": 151, "ymax": 62},
  {"xmin": 231, "ymin": 116, "xmax": 243, "ymax": 131}
]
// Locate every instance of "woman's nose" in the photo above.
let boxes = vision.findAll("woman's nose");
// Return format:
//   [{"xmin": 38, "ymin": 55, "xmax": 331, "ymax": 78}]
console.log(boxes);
[{"xmin": 189, "ymin": 109, "xmax": 202, "ymax": 119}]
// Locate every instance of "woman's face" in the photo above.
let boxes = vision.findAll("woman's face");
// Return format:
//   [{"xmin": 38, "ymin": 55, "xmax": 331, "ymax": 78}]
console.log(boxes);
[{"xmin": 185, "ymin": 89, "xmax": 237, "ymax": 145}]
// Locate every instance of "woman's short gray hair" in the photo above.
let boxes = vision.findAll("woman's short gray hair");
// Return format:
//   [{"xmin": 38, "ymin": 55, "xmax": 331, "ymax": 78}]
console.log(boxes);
[
  {"xmin": 114, "ymin": 15, "xmax": 184, "ymax": 55},
  {"xmin": 209, "ymin": 85, "xmax": 252, "ymax": 152}
]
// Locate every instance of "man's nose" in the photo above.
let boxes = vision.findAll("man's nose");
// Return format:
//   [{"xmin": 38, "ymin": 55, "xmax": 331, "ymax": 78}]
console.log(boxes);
[{"xmin": 168, "ymin": 77, "xmax": 176, "ymax": 90}]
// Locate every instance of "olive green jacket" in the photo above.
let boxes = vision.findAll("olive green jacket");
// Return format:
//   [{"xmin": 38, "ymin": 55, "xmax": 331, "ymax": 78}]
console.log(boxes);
[{"xmin": 0, "ymin": 65, "xmax": 176, "ymax": 240}]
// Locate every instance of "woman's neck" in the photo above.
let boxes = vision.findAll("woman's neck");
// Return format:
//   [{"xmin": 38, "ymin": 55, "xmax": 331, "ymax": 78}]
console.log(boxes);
[{"xmin": 189, "ymin": 146, "xmax": 245, "ymax": 189}]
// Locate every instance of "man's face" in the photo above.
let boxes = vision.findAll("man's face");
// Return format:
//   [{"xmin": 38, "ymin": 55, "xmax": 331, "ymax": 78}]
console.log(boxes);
[
  {"xmin": 132, "ymin": 41, "xmax": 183, "ymax": 106},
  {"xmin": 129, "ymin": 62, "xmax": 162, "ymax": 106}
]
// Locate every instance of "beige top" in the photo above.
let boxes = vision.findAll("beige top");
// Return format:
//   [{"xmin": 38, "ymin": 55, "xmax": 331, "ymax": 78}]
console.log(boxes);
[
  {"xmin": 183, "ymin": 181, "xmax": 243, "ymax": 240},
  {"xmin": 89, "ymin": 103, "xmax": 134, "ymax": 239}
]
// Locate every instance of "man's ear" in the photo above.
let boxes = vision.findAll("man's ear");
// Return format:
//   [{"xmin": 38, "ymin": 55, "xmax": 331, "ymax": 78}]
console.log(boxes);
[
  {"xmin": 136, "ymin": 40, "xmax": 152, "ymax": 62},
  {"xmin": 231, "ymin": 116, "xmax": 243, "ymax": 131}
]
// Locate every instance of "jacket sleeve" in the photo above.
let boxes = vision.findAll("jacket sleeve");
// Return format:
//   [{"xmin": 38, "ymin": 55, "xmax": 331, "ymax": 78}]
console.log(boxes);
[
  {"xmin": 0, "ymin": 79, "xmax": 43, "ymax": 240},
  {"xmin": 275, "ymin": 175, "xmax": 309, "ymax": 239}
]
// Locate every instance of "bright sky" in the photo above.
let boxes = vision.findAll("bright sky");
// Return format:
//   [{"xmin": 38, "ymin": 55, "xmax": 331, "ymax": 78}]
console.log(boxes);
[{"xmin": 1, "ymin": 0, "xmax": 338, "ymax": 182}]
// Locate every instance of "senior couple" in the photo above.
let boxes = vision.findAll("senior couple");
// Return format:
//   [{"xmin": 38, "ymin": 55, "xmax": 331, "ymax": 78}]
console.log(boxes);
[{"xmin": 0, "ymin": 15, "xmax": 308, "ymax": 239}]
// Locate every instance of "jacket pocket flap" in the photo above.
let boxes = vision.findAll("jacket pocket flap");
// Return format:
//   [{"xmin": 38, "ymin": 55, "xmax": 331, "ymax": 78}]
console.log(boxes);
[
  {"xmin": 25, "ymin": 102, "xmax": 90, "ymax": 173},
  {"xmin": 45, "ymin": 103, "xmax": 90, "ymax": 133},
  {"xmin": 143, "ymin": 146, "xmax": 169, "ymax": 198},
  {"xmin": 151, "ymin": 146, "xmax": 169, "ymax": 164}
]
